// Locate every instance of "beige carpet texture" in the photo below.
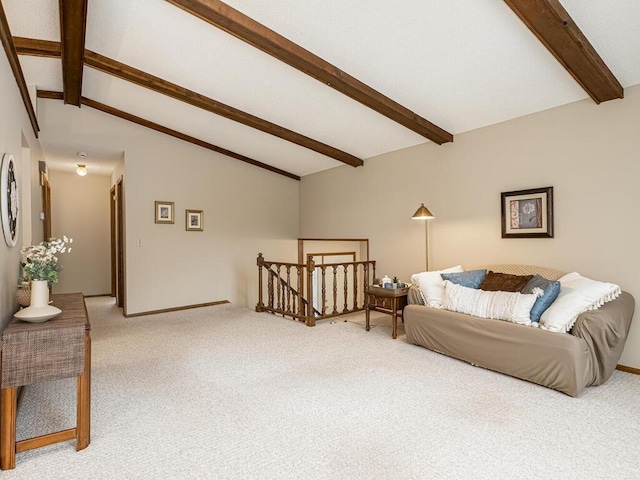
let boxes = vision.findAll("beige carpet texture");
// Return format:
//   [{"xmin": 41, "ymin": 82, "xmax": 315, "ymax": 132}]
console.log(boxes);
[{"xmin": 3, "ymin": 297, "xmax": 640, "ymax": 479}]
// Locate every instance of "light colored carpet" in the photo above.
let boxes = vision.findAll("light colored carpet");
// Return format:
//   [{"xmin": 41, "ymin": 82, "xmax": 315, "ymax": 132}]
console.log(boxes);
[{"xmin": 4, "ymin": 297, "xmax": 640, "ymax": 479}]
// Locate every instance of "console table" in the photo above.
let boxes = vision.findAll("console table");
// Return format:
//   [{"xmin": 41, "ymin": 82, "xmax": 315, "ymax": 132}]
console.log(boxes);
[{"xmin": 0, "ymin": 293, "xmax": 91, "ymax": 470}]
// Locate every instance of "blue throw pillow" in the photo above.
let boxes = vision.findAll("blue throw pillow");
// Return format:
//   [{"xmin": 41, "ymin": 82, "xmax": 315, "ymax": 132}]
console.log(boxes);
[
  {"xmin": 440, "ymin": 269, "xmax": 487, "ymax": 289},
  {"xmin": 521, "ymin": 275, "xmax": 561, "ymax": 322}
]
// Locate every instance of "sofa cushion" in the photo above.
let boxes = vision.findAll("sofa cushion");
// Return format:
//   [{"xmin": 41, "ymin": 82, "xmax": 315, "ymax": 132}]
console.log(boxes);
[
  {"xmin": 521, "ymin": 275, "xmax": 561, "ymax": 322},
  {"xmin": 440, "ymin": 269, "xmax": 487, "ymax": 289},
  {"xmin": 479, "ymin": 271, "xmax": 533, "ymax": 292},
  {"xmin": 540, "ymin": 272, "xmax": 622, "ymax": 333},
  {"xmin": 410, "ymin": 265, "xmax": 463, "ymax": 308},
  {"xmin": 443, "ymin": 280, "xmax": 539, "ymax": 325}
]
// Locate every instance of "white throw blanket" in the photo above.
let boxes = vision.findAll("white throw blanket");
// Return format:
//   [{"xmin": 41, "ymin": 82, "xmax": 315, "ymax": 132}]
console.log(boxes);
[{"xmin": 443, "ymin": 280, "xmax": 540, "ymax": 325}]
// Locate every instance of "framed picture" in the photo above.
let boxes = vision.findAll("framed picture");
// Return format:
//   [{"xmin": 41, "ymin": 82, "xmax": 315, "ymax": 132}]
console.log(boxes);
[
  {"xmin": 185, "ymin": 209, "xmax": 203, "ymax": 231},
  {"xmin": 501, "ymin": 187, "xmax": 553, "ymax": 238},
  {"xmin": 155, "ymin": 201, "xmax": 174, "ymax": 224}
]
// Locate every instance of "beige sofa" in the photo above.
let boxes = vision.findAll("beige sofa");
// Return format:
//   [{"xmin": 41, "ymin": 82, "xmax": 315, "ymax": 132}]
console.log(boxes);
[{"xmin": 404, "ymin": 265, "xmax": 635, "ymax": 396}]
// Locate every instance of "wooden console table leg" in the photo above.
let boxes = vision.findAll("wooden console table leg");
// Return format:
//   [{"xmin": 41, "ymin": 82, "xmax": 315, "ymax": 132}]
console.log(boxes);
[
  {"xmin": 1, "ymin": 387, "xmax": 17, "ymax": 470},
  {"xmin": 76, "ymin": 332, "xmax": 91, "ymax": 451},
  {"xmin": 365, "ymin": 304, "xmax": 371, "ymax": 331},
  {"xmin": 392, "ymin": 297, "xmax": 399, "ymax": 339},
  {"xmin": 392, "ymin": 311, "xmax": 398, "ymax": 339}
]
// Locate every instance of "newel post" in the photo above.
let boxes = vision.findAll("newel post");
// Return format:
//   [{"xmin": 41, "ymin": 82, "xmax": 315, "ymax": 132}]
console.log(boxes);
[
  {"xmin": 306, "ymin": 255, "xmax": 316, "ymax": 327},
  {"xmin": 256, "ymin": 253, "xmax": 265, "ymax": 312}
]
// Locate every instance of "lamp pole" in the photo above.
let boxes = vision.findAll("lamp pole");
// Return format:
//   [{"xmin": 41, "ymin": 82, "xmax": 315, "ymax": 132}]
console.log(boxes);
[
  {"xmin": 412, "ymin": 203, "xmax": 435, "ymax": 272},
  {"xmin": 424, "ymin": 220, "xmax": 429, "ymax": 271}
]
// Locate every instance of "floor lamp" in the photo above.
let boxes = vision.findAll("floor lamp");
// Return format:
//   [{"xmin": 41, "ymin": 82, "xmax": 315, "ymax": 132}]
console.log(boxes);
[{"xmin": 412, "ymin": 203, "xmax": 435, "ymax": 271}]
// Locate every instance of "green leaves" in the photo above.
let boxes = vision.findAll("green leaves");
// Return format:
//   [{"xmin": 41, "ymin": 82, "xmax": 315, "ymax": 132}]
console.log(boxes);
[{"xmin": 21, "ymin": 236, "xmax": 72, "ymax": 285}]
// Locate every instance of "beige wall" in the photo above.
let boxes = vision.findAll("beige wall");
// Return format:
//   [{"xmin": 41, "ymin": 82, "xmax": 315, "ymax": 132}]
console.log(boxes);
[
  {"xmin": 123, "ymin": 135, "xmax": 299, "ymax": 314},
  {"xmin": 300, "ymin": 83, "xmax": 640, "ymax": 368},
  {"xmin": 0, "ymin": 49, "xmax": 45, "ymax": 330},
  {"xmin": 50, "ymin": 171, "xmax": 111, "ymax": 296},
  {"xmin": 38, "ymin": 100, "xmax": 300, "ymax": 316},
  {"xmin": 110, "ymin": 153, "xmax": 124, "ymax": 186},
  {"xmin": 28, "ymin": 149, "xmax": 44, "ymax": 244}
]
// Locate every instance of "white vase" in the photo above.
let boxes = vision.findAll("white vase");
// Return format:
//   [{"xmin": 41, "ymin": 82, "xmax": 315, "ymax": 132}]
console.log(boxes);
[
  {"xmin": 30, "ymin": 279, "xmax": 50, "ymax": 307},
  {"xmin": 14, "ymin": 279, "xmax": 61, "ymax": 323}
]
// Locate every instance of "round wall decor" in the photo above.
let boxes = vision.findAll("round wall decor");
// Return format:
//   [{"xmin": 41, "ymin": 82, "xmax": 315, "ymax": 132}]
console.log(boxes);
[{"xmin": 1, "ymin": 153, "xmax": 19, "ymax": 247}]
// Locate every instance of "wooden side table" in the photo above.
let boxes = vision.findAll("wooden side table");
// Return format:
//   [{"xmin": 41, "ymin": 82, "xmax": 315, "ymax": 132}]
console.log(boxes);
[
  {"xmin": 0, "ymin": 293, "xmax": 91, "ymax": 470},
  {"xmin": 365, "ymin": 286, "xmax": 409, "ymax": 339}
]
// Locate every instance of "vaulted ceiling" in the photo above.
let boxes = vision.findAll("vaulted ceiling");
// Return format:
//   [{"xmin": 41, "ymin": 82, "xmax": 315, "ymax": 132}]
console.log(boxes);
[{"xmin": 2, "ymin": 1, "xmax": 640, "ymax": 180}]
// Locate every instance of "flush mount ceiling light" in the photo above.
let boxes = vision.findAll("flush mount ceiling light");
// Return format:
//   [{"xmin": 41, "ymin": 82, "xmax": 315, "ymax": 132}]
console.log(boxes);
[{"xmin": 76, "ymin": 164, "xmax": 88, "ymax": 176}]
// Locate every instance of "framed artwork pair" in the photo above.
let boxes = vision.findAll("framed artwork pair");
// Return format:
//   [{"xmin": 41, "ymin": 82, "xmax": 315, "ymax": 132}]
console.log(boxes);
[{"xmin": 154, "ymin": 201, "xmax": 203, "ymax": 231}]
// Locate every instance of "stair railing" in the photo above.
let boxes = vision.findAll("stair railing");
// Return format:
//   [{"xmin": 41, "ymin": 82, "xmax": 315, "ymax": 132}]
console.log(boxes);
[{"xmin": 256, "ymin": 253, "xmax": 376, "ymax": 326}]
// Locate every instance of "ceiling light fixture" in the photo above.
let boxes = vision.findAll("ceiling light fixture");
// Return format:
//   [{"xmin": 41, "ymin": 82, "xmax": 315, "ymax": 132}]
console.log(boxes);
[{"xmin": 76, "ymin": 164, "xmax": 88, "ymax": 176}]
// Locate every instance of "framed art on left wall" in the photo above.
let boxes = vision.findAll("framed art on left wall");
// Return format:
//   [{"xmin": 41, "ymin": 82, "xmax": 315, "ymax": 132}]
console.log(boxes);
[
  {"xmin": 185, "ymin": 210, "xmax": 203, "ymax": 231},
  {"xmin": 155, "ymin": 201, "xmax": 174, "ymax": 224}
]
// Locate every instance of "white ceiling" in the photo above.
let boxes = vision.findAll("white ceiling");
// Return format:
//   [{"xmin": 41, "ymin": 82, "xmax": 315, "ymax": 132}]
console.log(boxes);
[{"xmin": 4, "ymin": 0, "xmax": 640, "ymax": 178}]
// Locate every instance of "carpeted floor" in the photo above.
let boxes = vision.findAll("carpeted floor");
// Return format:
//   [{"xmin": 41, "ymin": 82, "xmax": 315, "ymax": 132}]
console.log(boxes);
[{"xmin": 4, "ymin": 297, "xmax": 640, "ymax": 479}]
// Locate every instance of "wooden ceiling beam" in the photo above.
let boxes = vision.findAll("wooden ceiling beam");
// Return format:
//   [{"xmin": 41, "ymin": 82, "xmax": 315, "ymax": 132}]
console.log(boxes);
[
  {"xmin": 12, "ymin": 37, "xmax": 60, "ymax": 57},
  {"xmin": 14, "ymin": 37, "xmax": 362, "ymax": 167},
  {"xmin": 0, "ymin": 11, "xmax": 39, "ymax": 136},
  {"xmin": 504, "ymin": 0, "xmax": 623, "ymax": 104},
  {"xmin": 59, "ymin": 0, "xmax": 88, "ymax": 106},
  {"xmin": 167, "ymin": 0, "xmax": 453, "ymax": 144},
  {"xmin": 37, "ymin": 90, "xmax": 300, "ymax": 181},
  {"xmin": 83, "ymin": 50, "xmax": 362, "ymax": 167}
]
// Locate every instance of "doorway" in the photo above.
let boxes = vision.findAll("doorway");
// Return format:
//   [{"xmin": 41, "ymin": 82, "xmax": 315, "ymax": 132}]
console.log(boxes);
[
  {"xmin": 42, "ymin": 174, "xmax": 51, "ymax": 241},
  {"xmin": 110, "ymin": 185, "xmax": 116, "ymax": 297},
  {"xmin": 110, "ymin": 177, "xmax": 125, "ymax": 309}
]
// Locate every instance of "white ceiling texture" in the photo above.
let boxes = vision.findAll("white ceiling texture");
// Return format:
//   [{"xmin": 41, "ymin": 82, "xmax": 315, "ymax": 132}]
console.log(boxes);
[{"xmin": 3, "ymin": 0, "xmax": 640, "ymax": 178}]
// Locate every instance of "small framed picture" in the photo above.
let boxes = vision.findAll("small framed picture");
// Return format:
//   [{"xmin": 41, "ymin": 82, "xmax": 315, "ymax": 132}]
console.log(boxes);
[
  {"xmin": 501, "ymin": 187, "xmax": 553, "ymax": 238},
  {"xmin": 155, "ymin": 201, "xmax": 174, "ymax": 224},
  {"xmin": 185, "ymin": 209, "xmax": 203, "ymax": 231}
]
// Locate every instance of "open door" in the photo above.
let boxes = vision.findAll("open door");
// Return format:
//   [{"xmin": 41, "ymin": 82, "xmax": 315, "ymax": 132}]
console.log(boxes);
[
  {"xmin": 115, "ymin": 177, "xmax": 125, "ymax": 309},
  {"xmin": 41, "ymin": 173, "xmax": 51, "ymax": 241},
  {"xmin": 110, "ymin": 185, "xmax": 116, "ymax": 297}
]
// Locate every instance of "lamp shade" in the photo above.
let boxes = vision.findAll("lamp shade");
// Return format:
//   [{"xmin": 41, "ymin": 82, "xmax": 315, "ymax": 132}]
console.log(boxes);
[
  {"xmin": 411, "ymin": 203, "xmax": 434, "ymax": 220},
  {"xmin": 76, "ymin": 164, "xmax": 87, "ymax": 176}
]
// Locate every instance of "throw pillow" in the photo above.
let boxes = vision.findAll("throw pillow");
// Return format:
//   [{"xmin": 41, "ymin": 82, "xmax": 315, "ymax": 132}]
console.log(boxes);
[
  {"xmin": 478, "ymin": 271, "xmax": 533, "ymax": 292},
  {"xmin": 440, "ymin": 269, "xmax": 487, "ymax": 289},
  {"xmin": 410, "ymin": 265, "xmax": 463, "ymax": 308},
  {"xmin": 443, "ymin": 280, "xmax": 539, "ymax": 325},
  {"xmin": 539, "ymin": 272, "xmax": 622, "ymax": 333},
  {"xmin": 521, "ymin": 275, "xmax": 561, "ymax": 322}
]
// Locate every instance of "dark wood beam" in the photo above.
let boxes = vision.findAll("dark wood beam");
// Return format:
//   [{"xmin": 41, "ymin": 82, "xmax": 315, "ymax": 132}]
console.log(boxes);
[
  {"xmin": 504, "ymin": 0, "xmax": 623, "ymax": 104},
  {"xmin": 83, "ymin": 50, "xmax": 362, "ymax": 167},
  {"xmin": 36, "ymin": 90, "xmax": 64, "ymax": 100},
  {"xmin": 14, "ymin": 37, "xmax": 362, "ymax": 167},
  {"xmin": 59, "ymin": 0, "xmax": 88, "ymax": 106},
  {"xmin": 13, "ymin": 37, "xmax": 60, "ymax": 57},
  {"xmin": 166, "ymin": 0, "xmax": 453, "ymax": 144},
  {"xmin": 0, "ymin": 12, "xmax": 39, "ymax": 136},
  {"xmin": 37, "ymin": 90, "xmax": 300, "ymax": 181}
]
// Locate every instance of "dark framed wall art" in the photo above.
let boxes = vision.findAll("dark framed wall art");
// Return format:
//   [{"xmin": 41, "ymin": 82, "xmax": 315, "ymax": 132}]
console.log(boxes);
[{"xmin": 501, "ymin": 186, "xmax": 554, "ymax": 238}]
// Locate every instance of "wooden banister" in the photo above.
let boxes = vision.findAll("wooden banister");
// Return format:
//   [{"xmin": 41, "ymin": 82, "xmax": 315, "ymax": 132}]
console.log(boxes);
[{"xmin": 256, "ymin": 254, "xmax": 376, "ymax": 325}]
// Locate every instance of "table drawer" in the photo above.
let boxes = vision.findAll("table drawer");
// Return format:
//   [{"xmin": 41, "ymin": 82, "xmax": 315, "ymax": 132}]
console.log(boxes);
[{"xmin": 369, "ymin": 296, "xmax": 393, "ymax": 310}]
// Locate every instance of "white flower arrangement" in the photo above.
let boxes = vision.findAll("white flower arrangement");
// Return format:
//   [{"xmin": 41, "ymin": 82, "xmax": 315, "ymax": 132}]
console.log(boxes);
[{"xmin": 21, "ymin": 236, "xmax": 73, "ymax": 285}]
